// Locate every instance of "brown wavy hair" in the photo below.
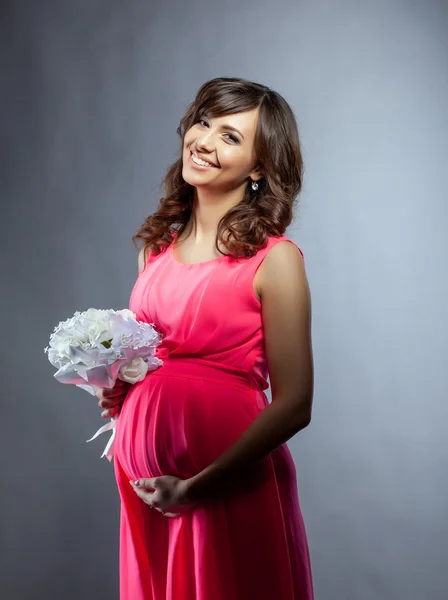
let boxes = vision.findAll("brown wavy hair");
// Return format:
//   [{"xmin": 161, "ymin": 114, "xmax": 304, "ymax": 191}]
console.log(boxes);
[{"xmin": 132, "ymin": 76, "xmax": 304, "ymax": 260}]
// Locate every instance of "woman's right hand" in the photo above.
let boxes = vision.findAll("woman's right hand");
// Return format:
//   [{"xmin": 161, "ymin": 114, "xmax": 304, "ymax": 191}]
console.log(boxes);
[{"xmin": 95, "ymin": 379, "xmax": 131, "ymax": 419}]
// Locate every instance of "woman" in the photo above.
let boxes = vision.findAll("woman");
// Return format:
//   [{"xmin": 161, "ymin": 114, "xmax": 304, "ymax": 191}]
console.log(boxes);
[{"xmin": 98, "ymin": 77, "xmax": 314, "ymax": 599}]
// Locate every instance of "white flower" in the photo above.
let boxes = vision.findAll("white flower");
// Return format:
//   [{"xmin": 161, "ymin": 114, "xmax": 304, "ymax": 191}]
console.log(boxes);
[
  {"xmin": 119, "ymin": 309, "xmax": 137, "ymax": 320},
  {"xmin": 118, "ymin": 357, "xmax": 149, "ymax": 384},
  {"xmin": 45, "ymin": 307, "xmax": 164, "ymax": 460},
  {"xmin": 85, "ymin": 311, "xmax": 114, "ymax": 346}
]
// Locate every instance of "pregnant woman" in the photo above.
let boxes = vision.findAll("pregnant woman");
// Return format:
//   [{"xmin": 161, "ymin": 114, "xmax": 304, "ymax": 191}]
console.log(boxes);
[{"xmin": 99, "ymin": 76, "xmax": 315, "ymax": 600}]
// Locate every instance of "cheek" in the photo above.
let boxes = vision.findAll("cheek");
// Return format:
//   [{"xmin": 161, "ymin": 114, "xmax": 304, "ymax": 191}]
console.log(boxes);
[
  {"xmin": 220, "ymin": 151, "xmax": 250, "ymax": 173},
  {"xmin": 184, "ymin": 127, "xmax": 198, "ymax": 145},
  {"xmin": 182, "ymin": 133, "xmax": 192, "ymax": 152}
]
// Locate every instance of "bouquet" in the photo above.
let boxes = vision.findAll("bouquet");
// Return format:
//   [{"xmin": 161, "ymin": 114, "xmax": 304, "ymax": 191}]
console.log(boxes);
[{"xmin": 44, "ymin": 308, "xmax": 164, "ymax": 461}]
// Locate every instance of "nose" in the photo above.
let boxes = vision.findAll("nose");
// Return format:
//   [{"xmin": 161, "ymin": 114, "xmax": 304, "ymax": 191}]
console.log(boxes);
[{"xmin": 196, "ymin": 128, "xmax": 216, "ymax": 151}]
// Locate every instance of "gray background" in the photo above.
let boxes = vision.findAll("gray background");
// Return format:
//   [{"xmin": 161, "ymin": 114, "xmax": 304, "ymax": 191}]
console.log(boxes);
[{"xmin": 1, "ymin": 1, "xmax": 447, "ymax": 598}]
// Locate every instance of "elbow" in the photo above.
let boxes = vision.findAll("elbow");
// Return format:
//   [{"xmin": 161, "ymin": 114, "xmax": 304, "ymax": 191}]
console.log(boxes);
[
  {"xmin": 276, "ymin": 393, "xmax": 313, "ymax": 430},
  {"xmin": 287, "ymin": 407, "xmax": 311, "ymax": 431},
  {"xmin": 295, "ymin": 399, "xmax": 313, "ymax": 430},
  {"xmin": 298, "ymin": 413, "xmax": 312, "ymax": 430}
]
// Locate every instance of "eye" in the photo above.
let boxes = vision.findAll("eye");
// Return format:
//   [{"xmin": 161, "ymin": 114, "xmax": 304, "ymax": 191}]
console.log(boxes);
[{"xmin": 197, "ymin": 118, "xmax": 240, "ymax": 144}]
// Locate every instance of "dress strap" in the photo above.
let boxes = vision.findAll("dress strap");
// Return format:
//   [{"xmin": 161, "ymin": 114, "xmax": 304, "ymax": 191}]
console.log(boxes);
[{"xmin": 248, "ymin": 235, "xmax": 305, "ymax": 269}]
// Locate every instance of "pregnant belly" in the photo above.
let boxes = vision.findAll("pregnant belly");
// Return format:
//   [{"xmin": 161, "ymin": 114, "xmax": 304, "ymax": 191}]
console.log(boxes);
[{"xmin": 114, "ymin": 373, "xmax": 267, "ymax": 482}]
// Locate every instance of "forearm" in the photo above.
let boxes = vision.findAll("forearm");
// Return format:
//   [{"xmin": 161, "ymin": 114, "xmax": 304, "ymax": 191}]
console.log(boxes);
[{"xmin": 185, "ymin": 397, "xmax": 311, "ymax": 503}]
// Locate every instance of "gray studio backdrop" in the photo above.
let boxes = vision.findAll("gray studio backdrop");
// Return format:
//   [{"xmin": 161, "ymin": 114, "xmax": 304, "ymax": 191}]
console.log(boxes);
[{"xmin": 2, "ymin": 1, "xmax": 447, "ymax": 599}]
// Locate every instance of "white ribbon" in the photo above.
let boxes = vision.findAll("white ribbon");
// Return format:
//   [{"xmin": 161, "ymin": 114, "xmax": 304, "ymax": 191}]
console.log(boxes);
[
  {"xmin": 84, "ymin": 357, "xmax": 150, "ymax": 461},
  {"xmin": 86, "ymin": 417, "xmax": 117, "ymax": 462}
]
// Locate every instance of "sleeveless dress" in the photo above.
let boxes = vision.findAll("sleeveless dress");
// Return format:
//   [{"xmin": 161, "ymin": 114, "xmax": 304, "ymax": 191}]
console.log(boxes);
[{"xmin": 113, "ymin": 231, "xmax": 314, "ymax": 600}]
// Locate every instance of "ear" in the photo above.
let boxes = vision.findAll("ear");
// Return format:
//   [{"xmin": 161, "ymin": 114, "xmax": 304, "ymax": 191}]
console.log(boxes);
[{"xmin": 249, "ymin": 165, "xmax": 264, "ymax": 181}]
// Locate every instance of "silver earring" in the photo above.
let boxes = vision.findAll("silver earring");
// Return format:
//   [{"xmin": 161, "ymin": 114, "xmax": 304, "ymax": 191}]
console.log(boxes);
[{"xmin": 251, "ymin": 180, "xmax": 259, "ymax": 191}]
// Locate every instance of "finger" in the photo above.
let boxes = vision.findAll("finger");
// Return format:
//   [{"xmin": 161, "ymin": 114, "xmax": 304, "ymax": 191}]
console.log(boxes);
[
  {"xmin": 115, "ymin": 379, "xmax": 131, "ymax": 388},
  {"xmin": 133, "ymin": 490, "xmax": 146, "ymax": 502},
  {"xmin": 130, "ymin": 480, "xmax": 158, "ymax": 496},
  {"xmin": 98, "ymin": 396, "xmax": 124, "ymax": 408},
  {"xmin": 132, "ymin": 487, "xmax": 152, "ymax": 504},
  {"xmin": 129, "ymin": 485, "xmax": 178, "ymax": 516},
  {"xmin": 109, "ymin": 405, "xmax": 121, "ymax": 417},
  {"xmin": 101, "ymin": 406, "xmax": 121, "ymax": 419},
  {"xmin": 98, "ymin": 399, "xmax": 113, "ymax": 409},
  {"xmin": 128, "ymin": 481, "xmax": 143, "ymax": 496},
  {"xmin": 104, "ymin": 383, "xmax": 129, "ymax": 395},
  {"xmin": 103, "ymin": 388, "xmax": 127, "ymax": 400},
  {"xmin": 134, "ymin": 478, "xmax": 157, "ymax": 490}
]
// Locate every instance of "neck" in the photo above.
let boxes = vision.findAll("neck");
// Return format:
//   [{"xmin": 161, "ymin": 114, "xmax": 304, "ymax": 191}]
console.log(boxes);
[{"xmin": 186, "ymin": 183, "xmax": 247, "ymax": 242}]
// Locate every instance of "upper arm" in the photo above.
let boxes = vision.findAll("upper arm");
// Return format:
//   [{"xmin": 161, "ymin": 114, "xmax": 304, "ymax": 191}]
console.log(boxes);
[{"xmin": 260, "ymin": 241, "xmax": 314, "ymax": 423}]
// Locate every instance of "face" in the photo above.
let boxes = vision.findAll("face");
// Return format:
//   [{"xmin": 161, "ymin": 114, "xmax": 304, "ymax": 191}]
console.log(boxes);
[{"xmin": 182, "ymin": 107, "xmax": 262, "ymax": 191}]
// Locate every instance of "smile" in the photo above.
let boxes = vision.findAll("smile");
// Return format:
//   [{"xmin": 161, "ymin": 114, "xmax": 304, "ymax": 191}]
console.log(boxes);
[{"xmin": 189, "ymin": 151, "xmax": 218, "ymax": 168}]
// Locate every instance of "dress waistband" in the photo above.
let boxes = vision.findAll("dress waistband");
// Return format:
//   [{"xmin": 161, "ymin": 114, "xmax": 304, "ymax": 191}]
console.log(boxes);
[{"xmin": 149, "ymin": 352, "xmax": 259, "ymax": 391}]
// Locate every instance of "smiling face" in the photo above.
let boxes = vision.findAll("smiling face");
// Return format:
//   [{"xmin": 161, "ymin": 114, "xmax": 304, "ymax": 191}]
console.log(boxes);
[{"xmin": 182, "ymin": 108, "xmax": 262, "ymax": 192}]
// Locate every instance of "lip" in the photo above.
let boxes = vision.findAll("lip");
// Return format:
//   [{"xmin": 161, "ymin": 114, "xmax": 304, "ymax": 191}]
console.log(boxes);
[{"xmin": 189, "ymin": 150, "xmax": 219, "ymax": 168}]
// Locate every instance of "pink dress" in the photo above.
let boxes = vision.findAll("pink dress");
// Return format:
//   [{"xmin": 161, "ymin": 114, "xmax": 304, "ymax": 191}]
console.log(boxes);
[{"xmin": 113, "ymin": 231, "xmax": 314, "ymax": 600}]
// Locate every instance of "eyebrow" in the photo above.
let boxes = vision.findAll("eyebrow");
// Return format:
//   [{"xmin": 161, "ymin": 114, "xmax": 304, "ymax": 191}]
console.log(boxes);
[
  {"xmin": 201, "ymin": 115, "xmax": 245, "ymax": 140},
  {"xmin": 220, "ymin": 124, "xmax": 245, "ymax": 140}
]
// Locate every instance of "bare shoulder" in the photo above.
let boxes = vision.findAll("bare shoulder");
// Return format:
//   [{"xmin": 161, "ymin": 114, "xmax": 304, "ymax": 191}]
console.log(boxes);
[
  {"xmin": 265, "ymin": 239, "xmax": 304, "ymax": 264},
  {"xmin": 257, "ymin": 240, "xmax": 306, "ymax": 300}
]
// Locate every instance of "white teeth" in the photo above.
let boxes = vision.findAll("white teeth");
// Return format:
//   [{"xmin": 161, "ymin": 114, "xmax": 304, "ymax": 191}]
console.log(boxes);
[{"xmin": 192, "ymin": 152, "xmax": 215, "ymax": 167}]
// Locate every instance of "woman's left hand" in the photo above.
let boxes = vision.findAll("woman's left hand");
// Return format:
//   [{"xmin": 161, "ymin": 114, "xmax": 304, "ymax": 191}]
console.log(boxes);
[{"xmin": 129, "ymin": 475, "xmax": 196, "ymax": 518}]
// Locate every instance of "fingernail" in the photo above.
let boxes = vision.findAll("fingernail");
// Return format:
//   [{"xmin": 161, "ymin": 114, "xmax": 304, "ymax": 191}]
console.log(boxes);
[{"xmin": 134, "ymin": 480, "xmax": 140, "ymax": 486}]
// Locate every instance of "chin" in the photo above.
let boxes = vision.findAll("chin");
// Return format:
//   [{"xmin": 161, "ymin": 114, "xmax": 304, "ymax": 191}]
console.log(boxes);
[{"xmin": 181, "ymin": 168, "xmax": 198, "ymax": 188}]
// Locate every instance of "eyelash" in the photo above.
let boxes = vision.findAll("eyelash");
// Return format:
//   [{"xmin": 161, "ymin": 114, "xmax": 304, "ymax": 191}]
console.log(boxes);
[{"xmin": 197, "ymin": 119, "xmax": 240, "ymax": 144}]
